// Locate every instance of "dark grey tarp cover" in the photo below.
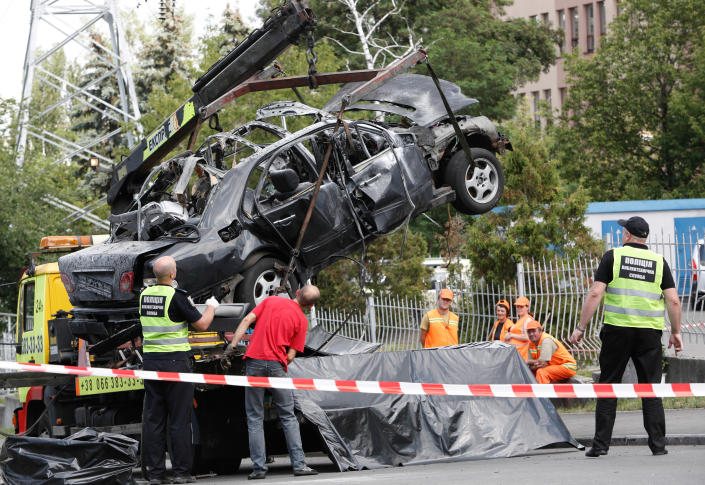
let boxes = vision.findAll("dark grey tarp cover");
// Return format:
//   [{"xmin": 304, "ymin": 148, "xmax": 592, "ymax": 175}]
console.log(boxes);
[
  {"xmin": 290, "ymin": 341, "xmax": 580, "ymax": 470},
  {"xmin": 304, "ymin": 324, "xmax": 382, "ymax": 356},
  {"xmin": 0, "ymin": 428, "xmax": 138, "ymax": 484}
]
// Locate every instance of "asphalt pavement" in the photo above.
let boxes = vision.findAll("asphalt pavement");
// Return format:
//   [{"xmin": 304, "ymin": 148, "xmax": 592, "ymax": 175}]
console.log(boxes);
[
  {"xmin": 560, "ymin": 407, "xmax": 705, "ymax": 446},
  {"xmin": 162, "ymin": 408, "xmax": 705, "ymax": 484},
  {"xmin": 189, "ymin": 446, "xmax": 704, "ymax": 484},
  {"xmin": 1, "ymin": 408, "xmax": 702, "ymax": 484}
]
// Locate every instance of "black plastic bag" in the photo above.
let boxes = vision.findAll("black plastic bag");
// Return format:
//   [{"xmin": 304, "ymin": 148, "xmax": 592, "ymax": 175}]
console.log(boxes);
[{"xmin": 0, "ymin": 428, "xmax": 138, "ymax": 485}]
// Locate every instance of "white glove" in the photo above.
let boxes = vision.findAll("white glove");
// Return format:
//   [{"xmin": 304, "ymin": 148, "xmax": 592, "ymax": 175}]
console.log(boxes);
[{"xmin": 205, "ymin": 296, "xmax": 220, "ymax": 309}]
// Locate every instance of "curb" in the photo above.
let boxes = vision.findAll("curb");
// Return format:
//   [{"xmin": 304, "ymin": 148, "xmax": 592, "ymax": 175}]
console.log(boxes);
[{"xmin": 575, "ymin": 434, "xmax": 705, "ymax": 447}]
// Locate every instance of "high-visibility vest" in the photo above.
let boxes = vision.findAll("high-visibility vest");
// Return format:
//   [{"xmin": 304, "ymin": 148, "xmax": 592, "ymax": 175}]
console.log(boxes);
[
  {"xmin": 528, "ymin": 332, "xmax": 577, "ymax": 371},
  {"xmin": 424, "ymin": 308, "xmax": 459, "ymax": 348},
  {"xmin": 139, "ymin": 285, "xmax": 190, "ymax": 353},
  {"xmin": 604, "ymin": 246, "xmax": 665, "ymax": 330},
  {"xmin": 489, "ymin": 318, "xmax": 513, "ymax": 341},
  {"xmin": 507, "ymin": 315, "xmax": 532, "ymax": 360}
]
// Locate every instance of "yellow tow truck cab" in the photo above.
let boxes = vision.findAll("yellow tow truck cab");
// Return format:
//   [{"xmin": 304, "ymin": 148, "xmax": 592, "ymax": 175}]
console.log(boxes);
[{"xmin": 12, "ymin": 235, "xmax": 144, "ymax": 435}]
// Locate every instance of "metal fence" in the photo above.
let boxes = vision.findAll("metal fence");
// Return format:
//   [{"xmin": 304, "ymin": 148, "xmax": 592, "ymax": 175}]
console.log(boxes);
[
  {"xmin": 314, "ymin": 233, "xmax": 705, "ymax": 359},
  {"xmin": 0, "ymin": 313, "xmax": 16, "ymax": 363},
  {"xmin": 1, "ymin": 233, "xmax": 704, "ymax": 362}
]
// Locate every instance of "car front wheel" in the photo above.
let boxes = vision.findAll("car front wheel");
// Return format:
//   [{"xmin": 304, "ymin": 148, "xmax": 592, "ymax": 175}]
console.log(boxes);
[
  {"xmin": 234, "ymin": 257, "xmax": 297, "ymax": 309},
  {"xmin": 445, "ymin": 147, "xmax": 504, "ymax": 215}
]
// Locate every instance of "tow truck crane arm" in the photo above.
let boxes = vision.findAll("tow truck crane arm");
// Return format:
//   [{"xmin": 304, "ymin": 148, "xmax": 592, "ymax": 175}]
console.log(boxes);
[{"xmin": 107, "ymin": 1, "xmax": 316, "ymax": 214}]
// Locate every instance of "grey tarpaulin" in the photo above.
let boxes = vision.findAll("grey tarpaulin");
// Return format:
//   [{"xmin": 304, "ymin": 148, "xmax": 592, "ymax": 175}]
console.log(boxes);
[
  {"xmin": 0, "ymin": 428, "xmax": 138, "ymax": 484},
  {"xmin": 290, "ymin": 341, "xmax": 581, "ymax": 471},
  {"xmin": 304, "ymin": 325, "xmax": 382, "ymax": 356}
]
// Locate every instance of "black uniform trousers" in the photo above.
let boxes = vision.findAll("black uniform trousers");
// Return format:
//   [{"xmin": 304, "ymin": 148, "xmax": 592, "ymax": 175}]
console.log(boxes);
[
  {"xmin": 142, "ymin": 356, "xmax": 194, "ymax": 479},
  {"xmin": 593, "ymin": 324, "xmax": 666, "ymax": 453}
]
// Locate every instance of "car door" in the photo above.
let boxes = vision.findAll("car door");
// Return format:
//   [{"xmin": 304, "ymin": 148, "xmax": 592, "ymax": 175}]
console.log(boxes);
[
  {"xmin": 346, "ymin": 122, "xmax": 434, "ymax": 233},
  {"xmin": 249, "ymin": 127, "xmax": 361, "ymax": 268}
]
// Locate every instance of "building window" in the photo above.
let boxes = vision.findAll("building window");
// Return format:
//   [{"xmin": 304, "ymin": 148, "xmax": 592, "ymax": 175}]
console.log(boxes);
[
  {"xmin": 570, "ymin": 7, "xmax": 579, "ymax": 49},
  {"xmin": 532, "ymin": 91, "xmax": 540, "ymax": 123},
  {"xmin": 558, "ymin": 10, "xmax": 566, "ymax": 54},
  {"xmin": 542, "ymin": 12, "xmax": 549, "ymax": 24},
  {"xmin": 530, "ymin": 14, "xmax": 537, "ymax": 23},
  {"xmin": 586, "ymin": 4, "xmax": 594, "ymax": 53},
  {"xmin": 544, "ymin": 89, "xmax": 552, "ymax": 109},
  {"xmin": 559, "ymin": 87, "xmax": 567, "ymax": 108},
  {"xmin": 598, "ymin": 1, "xmax": 606, "ymax": 36}
]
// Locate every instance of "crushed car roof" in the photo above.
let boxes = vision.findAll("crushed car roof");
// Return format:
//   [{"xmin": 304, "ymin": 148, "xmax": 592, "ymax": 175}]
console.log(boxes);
[{"xmin": 322, "ymin": 73, "xmax": 478, "ymax": 127}]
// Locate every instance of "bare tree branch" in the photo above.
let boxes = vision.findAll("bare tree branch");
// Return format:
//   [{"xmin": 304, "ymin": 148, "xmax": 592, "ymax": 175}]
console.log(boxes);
[
  {"xmin": 325, "ymin": 35, "xmax": 365, "ymax": 56},
  {"xmin": 330, "ymin": 0, "xmax": 418, "ymax": 69}
]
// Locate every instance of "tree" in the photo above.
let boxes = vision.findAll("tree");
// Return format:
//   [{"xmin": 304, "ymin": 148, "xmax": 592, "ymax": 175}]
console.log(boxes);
[
  {"xmin": 556, "ymin": 0, "xmax": 705, "ymax": 200},
  {"xmin": 200, "ymin": 4, "xmax": 250, "ymax": 67},
  {"xmin": 423, "ymin": 0, "xmax": 561, "ymax": 121},
  {"xmin": 0, "ymin": 98, "xmax": 94, "ymax": 314},
  {"xmin": 316, "ymin": 230, "xmax": 431, "ymax": 311},
  {"xmin": 463, "ymin": 100, "xmax": 603, "ymax": 284},
  {"xmin": 134, "ymin": 5, "xmax": 194, "ymax": 119},
  {"xmin": 70, "ymin": 32, "xmax": 130, "ymax": 196},
  {"xmin": 317, "ymin": 0, "xmax": 417, "ymax": 69}
]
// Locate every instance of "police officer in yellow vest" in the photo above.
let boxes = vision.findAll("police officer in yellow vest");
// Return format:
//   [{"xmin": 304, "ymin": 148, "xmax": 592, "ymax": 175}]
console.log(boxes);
[
  {"xmin": 419, "ymin": 288, "xmax": 459, "ymax": 348},
  {"xmin": 570, "ymin": 217, "xmax": 683, "ymax": 458},
  {"xmin": 140, "ymin": 256, "xmax": 218, "ymax": 484}
]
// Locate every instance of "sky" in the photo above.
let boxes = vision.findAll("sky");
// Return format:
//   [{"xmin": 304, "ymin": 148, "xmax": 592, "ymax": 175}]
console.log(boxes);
[{"xmin": 0, "ymin": 0, "xmax": 261, "ymax": 101}]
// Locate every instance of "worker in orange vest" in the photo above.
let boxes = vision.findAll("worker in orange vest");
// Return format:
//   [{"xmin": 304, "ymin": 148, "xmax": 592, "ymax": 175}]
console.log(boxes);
[
  {"xmin": 526, "ymin": 321, "xmax": 577, "ymax": 384},
  {"xmin": 504, "ymin": 296, "xmax": 532, "ymax": 360},
  {"xmin": 488, "ymin": 299, "xmax": 513, "ymax": 341},
  {"xmin": 419, "ymin": 288, "xmax": 459, "ymax": 348}
]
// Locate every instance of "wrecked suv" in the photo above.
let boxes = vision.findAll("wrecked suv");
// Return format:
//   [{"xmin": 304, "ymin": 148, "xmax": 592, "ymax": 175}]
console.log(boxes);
[{"xmin": 59, "ymin": 72, "xmax": 511, "ymax": 313}]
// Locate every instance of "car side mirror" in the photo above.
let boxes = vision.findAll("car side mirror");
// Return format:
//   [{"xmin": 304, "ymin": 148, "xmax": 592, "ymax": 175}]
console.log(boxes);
[{"xmin": 218, "ymin": 220, "xmax": 242, "ymax": 242}]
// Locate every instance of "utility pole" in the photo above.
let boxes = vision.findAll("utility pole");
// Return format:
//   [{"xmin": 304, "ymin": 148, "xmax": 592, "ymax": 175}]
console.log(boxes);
[{"xmin": 15, "ymin": 0, "xmax": 141, "ymax": 168}]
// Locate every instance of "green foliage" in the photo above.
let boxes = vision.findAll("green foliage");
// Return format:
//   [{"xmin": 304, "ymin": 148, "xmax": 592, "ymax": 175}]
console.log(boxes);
[
  {"xmin": 24, "ymin": 49, "xmax": 80, "ymax": 163},
  {"xmin": 0, "ymin": 98, "xmax": 95, "ymax": 314},
  {"xmin": 556, "ymin": 0, "xmax": 705, "ymax": 200},
  {"xmin": 134, "ymin": 6, "xmax": 194, "ymax": 114},
  {"xmin": 316, "ymin": 230, "xmax": 431, "ymax": 311},
  {"xmin": 423, "ymin": 0, "xmax": 561, "ymax": 120},
  {"xmin": 463, "ymin": 101, "xmax": 603, "ymax": 283},
  {"xmin": 70, "ymin": 32, "xmax": 131, "ymax": 196}
]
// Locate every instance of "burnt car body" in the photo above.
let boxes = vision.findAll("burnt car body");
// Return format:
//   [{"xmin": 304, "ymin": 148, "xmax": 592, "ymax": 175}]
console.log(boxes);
[{"xmin": 59, "ymin": 74, "xmax": 510, "ymax": 317}]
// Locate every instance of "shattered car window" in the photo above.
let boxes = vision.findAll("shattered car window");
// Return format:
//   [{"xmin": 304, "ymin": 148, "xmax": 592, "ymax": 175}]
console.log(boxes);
[{"xmin": 107, "ymin": 157, "xmax": 224, "ymax": 242}]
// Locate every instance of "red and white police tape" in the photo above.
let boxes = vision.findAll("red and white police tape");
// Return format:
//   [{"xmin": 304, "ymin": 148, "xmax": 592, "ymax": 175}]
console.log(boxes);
[{"xmin": 2, "ymin": 361, "xmax": 704, "ymax": 398}]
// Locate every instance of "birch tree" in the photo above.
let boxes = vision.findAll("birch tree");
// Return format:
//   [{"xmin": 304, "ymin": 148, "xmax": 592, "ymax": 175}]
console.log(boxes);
[{"xmin": 310, "ymin": 0, "xmax": 419, "ymax": 69}]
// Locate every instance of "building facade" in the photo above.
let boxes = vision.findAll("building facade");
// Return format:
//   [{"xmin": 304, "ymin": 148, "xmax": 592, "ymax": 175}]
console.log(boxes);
[{"xmin": 503, "ymin": 1, "xmax": 622, "ymax": 119}]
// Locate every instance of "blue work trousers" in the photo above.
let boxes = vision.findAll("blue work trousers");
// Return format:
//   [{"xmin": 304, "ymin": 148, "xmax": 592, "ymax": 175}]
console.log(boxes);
[{"xmin": 245, "ymin": 358, "xmax": 306, "ymax": 472}]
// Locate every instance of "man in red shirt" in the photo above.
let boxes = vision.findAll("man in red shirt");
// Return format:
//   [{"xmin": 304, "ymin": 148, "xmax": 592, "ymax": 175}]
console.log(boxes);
[{"xmin": 227, "ymin": 285, "xmax": 320, "ymax": 480}]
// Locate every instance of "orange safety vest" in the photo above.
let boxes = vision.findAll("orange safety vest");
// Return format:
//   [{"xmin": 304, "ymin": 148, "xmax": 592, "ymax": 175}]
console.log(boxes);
[
  {"xmin": 424, "ymin": 308, "xmax": 459, "ymax": 348},
  {"xmin": 528, "ymin": 332, "xmax": 577, "ymax": 371},
  {"xmin": 507, "ymin": 315, "xmax": 532, "ymax": 360},
  {"xmin": 489, "ymin": 318, "xmax": 513, "ymax": 341}
]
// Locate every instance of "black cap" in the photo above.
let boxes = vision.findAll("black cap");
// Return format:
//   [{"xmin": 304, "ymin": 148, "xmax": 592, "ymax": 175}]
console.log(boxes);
[{"xmin": 618, "ymin": 216, "xmax": 649, "ymax": 238}]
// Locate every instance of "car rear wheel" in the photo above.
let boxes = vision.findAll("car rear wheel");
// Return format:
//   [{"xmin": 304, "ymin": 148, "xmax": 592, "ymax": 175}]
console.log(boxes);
[
  {"xmin": 234, "ymin": 257, "xmax": 297, "ymax": 309},
  {"xmin": 445, "ymin": 147, "xmax": 504, "ymax": 215}
]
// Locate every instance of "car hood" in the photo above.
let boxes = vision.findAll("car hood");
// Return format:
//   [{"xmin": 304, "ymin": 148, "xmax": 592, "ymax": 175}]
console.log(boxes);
[
  {"xmin": 58, "ymin": 240, "xmax": 175, "ymax": 306},
  {"xmin": 322, "ymin": 73, "xmax": 478, "ymax": 127}
]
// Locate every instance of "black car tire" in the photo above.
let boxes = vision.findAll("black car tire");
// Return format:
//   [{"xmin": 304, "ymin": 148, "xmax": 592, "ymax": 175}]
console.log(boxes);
[
  {"xmin": 234, "ymin": 257, "xmax": 297, "ymax": 309},
  {"xmin": 445, "ymin": 147, "xmax": 504, "ymax": 215}
]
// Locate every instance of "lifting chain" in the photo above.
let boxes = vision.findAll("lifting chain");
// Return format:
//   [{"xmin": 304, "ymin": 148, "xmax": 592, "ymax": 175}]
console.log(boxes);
[{"xmin": 305, "ymin": 27, "xmax": 319, "ymax": 89}]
